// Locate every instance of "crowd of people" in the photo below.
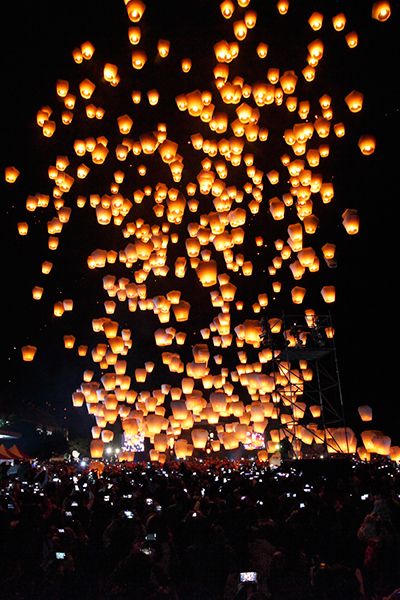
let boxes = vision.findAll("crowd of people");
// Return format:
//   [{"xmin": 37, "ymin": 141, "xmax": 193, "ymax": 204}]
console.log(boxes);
[{"xmin": 0, "ymin": 454, "xmax": 400, "ymax": 600}]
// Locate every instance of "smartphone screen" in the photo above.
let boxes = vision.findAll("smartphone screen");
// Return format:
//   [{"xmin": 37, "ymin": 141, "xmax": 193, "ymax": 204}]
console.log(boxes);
[{"xmin": 240, "ymin": 572, "xmax": 257, "ymax": 583}]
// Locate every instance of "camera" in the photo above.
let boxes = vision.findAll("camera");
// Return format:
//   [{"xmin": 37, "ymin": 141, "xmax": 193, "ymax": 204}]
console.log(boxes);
[{"xmin": 240, "ymin": 572, "xmax": 257, "ymax": 583}]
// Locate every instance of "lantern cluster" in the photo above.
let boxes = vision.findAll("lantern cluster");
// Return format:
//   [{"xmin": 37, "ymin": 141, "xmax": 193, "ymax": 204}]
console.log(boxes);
[{"xmin": 10, "ymin": 0, "xmax": 397, "ymax": 462}]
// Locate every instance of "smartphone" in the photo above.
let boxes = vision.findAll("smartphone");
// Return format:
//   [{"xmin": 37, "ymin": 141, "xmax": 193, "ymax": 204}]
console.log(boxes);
[
  {"xmin": 240, "ymin": 572, "xmax": 257, "ymax": 583},
  {"xmin": 56, "ymin": 552, "xmax": 66, "ymax": 560},
  {"xmin": 124, "ymin": 510, "xmax": 134, "ymax": 519},
  {"xmin": 58, "ymin": 528, "xmax": 65, "ymax": 533},
  {"xmin": 145, "ymin": 498, "xmax": 153, "ymax": 505},
  {"xmin": 299, "ymin": 503, "xmax": 305, "ymax": 508},
  {"xmin": 65, "ymin": 511, "xmax": 72, "ymax": 517}
]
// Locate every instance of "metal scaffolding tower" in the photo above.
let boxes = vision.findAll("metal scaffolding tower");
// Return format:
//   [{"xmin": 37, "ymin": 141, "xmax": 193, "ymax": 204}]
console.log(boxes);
[{"xmin": 259, "ymin": 311, "xmax": 351, "ymax": 457}]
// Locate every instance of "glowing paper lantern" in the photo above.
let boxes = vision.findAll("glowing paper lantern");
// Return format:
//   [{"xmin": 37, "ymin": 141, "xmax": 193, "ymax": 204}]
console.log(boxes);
[
  {"xmin": 5, "ymin": 166, "xmax": 20, "ymax": 183},
  {"xmin": 291, "ymin": 286, "xmax": 306, "ymax": 304},
  {"xmin": 371, "ymin": 1, "xmax": 391, "ymax": 21},
  {"xmin": 342, "ymin": 209, "xmax": 360, "ymax": 234},
  {"xmin": 345, "ymin": 90, "xmax": 364, "ymax": 113},
  {"xmin": 21, "ymin": 345, "xmax": 37, "ymax": 361},
  {"xmin": 90, "ymin": 439, "xmax": 104, "ymax": 458},
  {"xmin": 191, "ymin": 429, "xmax": 209, "ymax": 449},
  {"xmin": 321, "ymin": 286, "xmax": 336, "ymax": 303},
  {"xmin": 126, "ymin": 0, "xmax": 146, "ymax": 22},
  {"xmin": 358, "ymin": 405, "xmax": 373, "ymax": 422},
  {"xmin": 358, "ymin": 135, "xmax": 376, "ymax": 155}
]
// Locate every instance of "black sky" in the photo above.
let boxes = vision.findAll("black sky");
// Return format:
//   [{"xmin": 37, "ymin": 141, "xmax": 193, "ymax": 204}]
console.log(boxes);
[{"xmin": 2, "ymin": 0, "xmax": 399, "ymax": 445}]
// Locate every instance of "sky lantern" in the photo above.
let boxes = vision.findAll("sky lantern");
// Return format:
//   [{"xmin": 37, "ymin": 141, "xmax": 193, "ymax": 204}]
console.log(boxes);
[
  {"xmin": 180, "ymin": 57, "xmax": 192, "ymax": 73},
  {"xmin": 90, "ymin": 439, "xmax": 104, "ymax": 458},
  {"xmin": 334, "ymin": 123, "xmax": 345, "ymax": 138},
  {"xmin": 21, "ymin": 345, "xmax": 37, "ymax": 362},
  {"xmin": 345, "ymin": 90, "xmax": 364, "ymax": 113},
  {"xmin": 277, "ymin": 0, "xmax": 289, "ymax": 15},
  {"xmin": 63, "ymin": 335, "xmax": 76, "ymax": 349},
  {"xmin": 321, "ymin": 243, "xmax": 336, "ymax": 260},
  {"xmin": 131, "ymin": 50, "xmax": 147, "ymax": 69},
  {"xmin": 72, "ymin": 48, "xmax": 83, "ymax": 63},
  {"xmin": 81, "ymin": 40, "xmax": 95, "ymax": 59},
  {"xmin": 128, "ymin": 26, "xmax": 141, "ymax": 46},
  {"xmin": 92, "ymin": 143, "xmax": 109, "ymax": 164},
  {"xmin": 117, "ymin": 115, "xmax": 133, "ymax": 134},
  {"xmin": 373, "ymin": 434, "xmax": 392, "ymax": 456},
  {"xmin": 280, "ymin": 70, "xmax": 297, "ymax": 94},
  {"xmin": 191, "ymin": 428, "xmax": 209, "ymax": 449},
  {"xmin": 303, "ymin": 215, "xmax": 319, "ymax": 234},
  {"xmin": 5, "ymin": 166, "xmax": 20, "ymax": 183},
  {"xmin": 390, "ymin": 447, "xmax": 400, "ymax": 463},
  {"xmin": 308, "ymin": 11, "xmax": 323, "ymax": 30},
  {"xmin": 345, "ymin": 31, "xmax": 358, "ymax": 48},
  {"xmin": 147, "ymin": 89, "xmax": 160, "ymax": 105},
  {"xmin": 79, "ymin": 79, "xmax": 96, "ymax": 99},
  {"xmin": 332, "ymin": 13, "xmax": 346, "ymax": 31},
  {"xmin": 321, "ymin": 285, "xmax": 336, "ymax": 303},
  {"xmin": 196, "ymin": 259, "xmax": 218, "ymax": 287},
  {"xmin": 126, "ymin": 0, "xmax": 146, "ymax": 22},
  {"xmin": 32, "ymin": 286, "xmax": 44, "ymax": 300},
  {"xmin": 174, "ymin": 439, "xmax": 188, "ymax": 458},
  {"xmin": 371, "ymin": 1, "xmax": 391, "ymax": 21},
  {"xmin": 17, "ymin": 221, "xmax": 29, "ymax": 235},
  {"xmin": 326, "ymin": 428, "xmax": 357, "ymax": 454},
  {"xmin": 6, "ymin": 0, "xmax": 398, "ymax": 461},
  {"xmin": 42, "ymin": 120, "xmax": 56, "ymax": 137},
  {"xmin": 157, "ymin": 39, "xmax": 170, "ymax": 58},
  {"xmin": 220, "ymin": 0, "xmax": 235, "ymax": 18},
  {"xmin": 256, "ymin": 42, "xmax": 268, "ymax": 58},
  {"xmin": 291, "ymin": 286, "xmax": 306, "ymax": 304},
  {"xmin": 244, "ymin": 9, "xmax": 257, "ymax": 28},
  {"xmin": 342, "ymin": 208, "xmax": 360, "ymax": 234},
  {"xmin": 56, "ymin": 79, "xmax": 69, "ymax": 98},
  {"xmin": 358, "ymin": 405, "xmax": 373, "ymax": 422},
  {"xmin": 358, "ymin": 134, "xmax": 376, "ymax": 155},
  {"xmin": 233, "ymin": 20, "xmax": 248, "ymax": 41}
]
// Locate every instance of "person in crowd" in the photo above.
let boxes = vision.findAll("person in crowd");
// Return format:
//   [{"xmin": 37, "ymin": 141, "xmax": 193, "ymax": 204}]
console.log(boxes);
[{"xmin": 0, "ymin": 455, "xmax": 398, "ymax": 600}]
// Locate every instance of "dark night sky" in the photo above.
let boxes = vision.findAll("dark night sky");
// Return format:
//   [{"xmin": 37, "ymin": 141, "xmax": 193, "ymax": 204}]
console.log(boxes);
[{"xmin": 1, "ymin": 0, "xmax": 399, "ymax": 446}]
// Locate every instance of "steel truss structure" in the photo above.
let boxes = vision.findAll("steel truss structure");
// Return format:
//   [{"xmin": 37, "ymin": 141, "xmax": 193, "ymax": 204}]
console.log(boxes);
[{"xmin": 259, "ymin": 311, "xmax": 353, "ymax": 457}]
